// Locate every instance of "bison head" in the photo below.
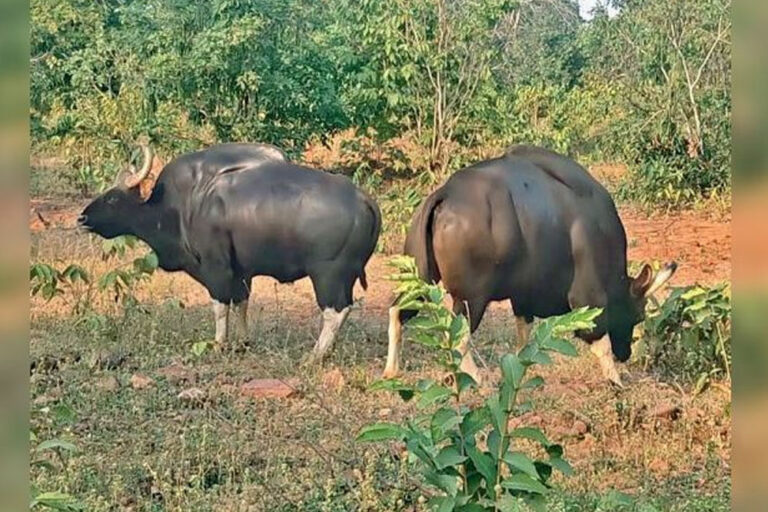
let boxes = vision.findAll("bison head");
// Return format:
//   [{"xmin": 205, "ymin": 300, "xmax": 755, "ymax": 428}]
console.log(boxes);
[
  {"xmin": 609, "ymin": 261, "xmax": 678, "ymax": 361},
  {"xmin": 78, "ymin": 144, "xmax": 154, "ymax": 239}
]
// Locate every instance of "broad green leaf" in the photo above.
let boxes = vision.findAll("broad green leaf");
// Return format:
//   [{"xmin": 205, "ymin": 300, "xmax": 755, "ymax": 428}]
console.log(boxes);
[
  {"xmin": 466, "ymin": 445, "xmax": 496, "ymax": 486},
  {"xmin": 431, "ymin": 407, "xmax": 462, "ymax": 442},
  {"xmin": 429, "ymin": 496, "xmax": 457, "ymax": 512},
  {"xmin": 424, "ymin": 470, "xmax": 459, "ymax": 496},
  {"xmin": 356, "ymin": 422, "xmax": 405, "ymax": 443},
  {"xmin": 504, "ymin": 451, "xmax": 540, "ymax": 480},
  {"xmin": 542, "ymin": 338, "xmax": 578, "ymax": 357},
  {"xmin": 487, "ymin": 430, "xmax": 501, "ymax": 461},
  {"xmin": 501, "ymin": 473, "xmax": 549, "ymax": 495},
  {"xmin": 549, "ymin": 456, "xmax": 574, "ymax": 476},
  {"xmin": 368, "ymin": 378, "xmax": 415, "ymax": 401},
  {"xmin": 455, "ymin": 504, "xmax": 488, "ymax": 512},
  {"xmin": 30, "ymin": 491, "xmax": 84, "ymax": 510},
  {"xmin": 521, "ymin": 376, "xmax": 545, "ymax": 390},
  {"xmin": 599, "ymin": 489, "xmax": 635, "ymax": 508},
  {"xmin": 418, "ymin": 384, "xmax": 453, "ymax": 409},
  {"xmin": 501, "ymin": 354, "xmax": 525, "ymax": 388},
  {"xmin": 36, "ymin": 439, "xmax": 76, "ymax": 453},
  {"xmin": 466, "ymin": 471, "xmax": 484, "ymax": 496},
  {"xmin": 51, "ymin": 403, "xmax": 76, "ymax": 424},
  {"xmin": 191, "ymin": 341, "xmax": 210, "ymax": 357},
  {"xmin": 681, "ymin": 287, "xmax": 706, "ymax": 300},
  {"xmin": 449, "ymin": 315, "xmax": 469, "ymax": 347},
  {"xmin": 546, "ymin": 444, "xmax": 564, "ymax": 459},
  {"xmin": 486, "ymin": 394, "xmax": 506, "ymax": 433},
  {"xmin": 434, "ymin": 445, "xmax": 467, "ymax": 469},
  {"xmin": 534, "ymin": 461, "xmax": 552, "ymax": 483},
  {"xmin": 456, "ymin": 372, "xmax": 478, "ymax": 393},
  {"xmin": 428, "ymin": 286, "xmax": 444, "ymax": 304},
  {"xmin": 527, "ymin": 350, "xmax": 553, "ymax": 366},
  {"xmin": 510, "ymin": 427, "xmax": 550, "ymax": 447},
  {"xmin": 461, "ymin": 407, "xmax": 492, "ymax": 437}
]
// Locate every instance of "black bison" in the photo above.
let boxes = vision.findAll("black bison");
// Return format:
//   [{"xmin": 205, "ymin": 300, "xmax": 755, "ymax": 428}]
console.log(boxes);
[
  {"xmin": 383, "ymin": 145, "xmax": 676, "ymax": 386},
  {"xmin": 79, "ymin": 142, "xmax": 381, "ymax": 360}
]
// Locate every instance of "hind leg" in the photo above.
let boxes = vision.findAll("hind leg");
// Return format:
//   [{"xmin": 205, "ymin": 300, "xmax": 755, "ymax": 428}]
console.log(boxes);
[
  {"xmin": 308, "ymin": 266, "xmax": 355, "ymax": 362},
  {"xmin": 510, "ymin": 301, "xmax": 533, "ymax": 349},
  {"xmin": 452, "ymin": 298, "xmax": 488, "ymax": 383},
  {"xmin": 231, "ymin": 277, "xmax": 252, "ymax": 343},
  {"xmin": 383, "ymin": 306, "xmax": 417, "ymax": 378}
]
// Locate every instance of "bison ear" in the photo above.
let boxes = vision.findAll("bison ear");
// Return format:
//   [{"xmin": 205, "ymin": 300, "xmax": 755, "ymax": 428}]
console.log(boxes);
[{"xmin": 630, "ymin": 263, "xmax": 654, "ymax": 297}]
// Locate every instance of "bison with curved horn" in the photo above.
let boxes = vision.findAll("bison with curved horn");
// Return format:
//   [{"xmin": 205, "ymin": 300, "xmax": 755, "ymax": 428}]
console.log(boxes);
[
  {"xmin": 79, "ymin": 141, "xmax": 381, "ymax": 360},
  {"xmin": 383, "ymin": 145, "xmax": 676, "ymax": 387}
]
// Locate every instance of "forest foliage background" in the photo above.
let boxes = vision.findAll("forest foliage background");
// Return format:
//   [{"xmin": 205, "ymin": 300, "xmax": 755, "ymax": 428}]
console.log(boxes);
[{"xmin": 30, "ymin": 0, "xmax": 731, "ymax": 207}]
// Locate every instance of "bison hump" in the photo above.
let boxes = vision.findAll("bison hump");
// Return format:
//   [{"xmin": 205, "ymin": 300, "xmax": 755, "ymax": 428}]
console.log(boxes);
[{"xmin": 505, "ymin": 145, "xmax": 603, "ymax": 197}]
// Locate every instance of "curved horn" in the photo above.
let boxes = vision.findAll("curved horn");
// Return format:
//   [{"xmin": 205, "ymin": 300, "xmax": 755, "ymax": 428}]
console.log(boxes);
[
  {"xmin": 124, "ymin": 144, "xmax": 153, "ymax": 188},
  {"xmin": 645, "ymin": 261, "xmax": 678, "ymax": 297}
]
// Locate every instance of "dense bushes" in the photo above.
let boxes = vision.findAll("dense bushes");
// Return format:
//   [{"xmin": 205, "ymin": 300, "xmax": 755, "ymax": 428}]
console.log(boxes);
[
  {"xmin": 638, "ymin": 282, "xmax": 731, "ymax": 384},
  {"xmin": 31, "ymin": 0, "xmax": 730, "ymax": 206}
]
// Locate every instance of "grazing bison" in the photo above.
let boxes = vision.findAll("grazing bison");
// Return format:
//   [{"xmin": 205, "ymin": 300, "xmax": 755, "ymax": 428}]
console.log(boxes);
[
  {"xmin": 79, "ymin": 142, "xmax": 381, "ymax": 360},
  {"xmin": 383, "ymin": 145, "xmax": 676, "ymax": 386}
]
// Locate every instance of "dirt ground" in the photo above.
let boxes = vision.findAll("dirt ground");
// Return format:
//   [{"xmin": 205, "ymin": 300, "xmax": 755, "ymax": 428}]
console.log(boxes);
[{"xmin": 29, "ymin": 185, "xmax": 732, "ymax": 510}]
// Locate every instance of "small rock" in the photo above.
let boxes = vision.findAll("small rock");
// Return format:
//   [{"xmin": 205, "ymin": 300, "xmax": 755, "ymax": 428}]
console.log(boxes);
[
  {"xmin": 378, "ymin": 408, "xmax": 392, "ymax": 418},
  {"xmin": 648, "ymin": 457, "xmax": 670, "ymax": 474},
  {"xmin": 130, "ymin": 374, "xmax": 154, "ymax": 390},
  {"xmin": 157, "ymin": 363, "xmax": 195, "ymax": 385},
  {"xmin": 95, "ymin": 375, "xmax": 120, "ymax": 392},
  {"xmin": 571, "ymin": 419, "xmax": 589, "ymax": 436},
  {"xmin": 649, "ymin": 402, "xmax": 681, "ymax": 420},
  {"xmin": 177, "ymin": 387, "xmax": 206, "ymax": 403},
  {"xmin": 90, "ymin": 350, "xmax": 127, "ymax": 370},
  {"xmin": 240, "ymin": 378, "xmax": 300, "ymax": 399},
  {"xmin": 322, "ymin": 368, "xmax": 345, "ymax": 392}
]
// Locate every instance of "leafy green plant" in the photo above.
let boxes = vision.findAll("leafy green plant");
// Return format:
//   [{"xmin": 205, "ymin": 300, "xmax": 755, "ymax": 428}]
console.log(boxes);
[
  {"xmin": 639, "ymin": 282, "xmax": 731, "ymax": 384},
  {"xmin": 30, "ymin": 263, "xmax": 89, "ymax": 301},
  {"xmin": 357, "ymin": 256, "xmax": 601, "ymax": 511},
  {"xmin": 31, "ymin": 236, "xmax": 159, "ymax": 313},
  {"xmin": 30, "ymin": 429, "xmax": 84, "ymax": 511}
]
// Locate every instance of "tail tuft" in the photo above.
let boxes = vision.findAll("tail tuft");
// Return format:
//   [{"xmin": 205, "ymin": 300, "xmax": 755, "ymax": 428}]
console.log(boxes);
[{"xmin": 359, "ymin": 269, "xmax": 368, "ymax": 290}]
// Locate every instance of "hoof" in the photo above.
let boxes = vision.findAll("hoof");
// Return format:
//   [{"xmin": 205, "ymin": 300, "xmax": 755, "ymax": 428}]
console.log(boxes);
[
  {"xmin": 381, "ymin": 368, "xmax": 400, "ymax": 380},
  {"xmin": 301, "ymin": 352, "xmax": 326, "ymax": 368},
  {"xmin": 604, "ymin": 370, "xmax": 624, "ymax": 389}
]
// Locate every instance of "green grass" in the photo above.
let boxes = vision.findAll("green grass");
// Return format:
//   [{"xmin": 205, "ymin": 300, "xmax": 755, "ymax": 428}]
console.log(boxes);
[{"xmin": 30, "ymin": 229, "xmax": 731, "ymax": 511}]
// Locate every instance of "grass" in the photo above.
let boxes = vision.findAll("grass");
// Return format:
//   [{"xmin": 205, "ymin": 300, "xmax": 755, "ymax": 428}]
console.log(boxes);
[{"xmin": 30, "ymin": 226, "xmax": 731, "ymax": 511}]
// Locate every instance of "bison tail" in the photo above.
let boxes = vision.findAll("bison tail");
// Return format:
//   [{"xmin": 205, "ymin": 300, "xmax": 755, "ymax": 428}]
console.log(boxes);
[
  {"xmin": 358, "ymin": 191, "xmax": 381, "ymax": 292},
  {"xmin": 408, "ymin": 188, "xmax": 444, "ymax": 284}
]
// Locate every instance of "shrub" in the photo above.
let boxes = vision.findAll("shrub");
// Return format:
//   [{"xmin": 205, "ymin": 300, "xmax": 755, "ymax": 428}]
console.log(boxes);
[
  {"xmin": 357, "ymin": 256, "xmax": 602, "ymax": 510},
  {"xmin": 30, "ymin": 235, "xmax": 159, "ymax": 314},
  {"xmin": 638, "ymin": 282, "xmax": 731, "ymax": 384}
]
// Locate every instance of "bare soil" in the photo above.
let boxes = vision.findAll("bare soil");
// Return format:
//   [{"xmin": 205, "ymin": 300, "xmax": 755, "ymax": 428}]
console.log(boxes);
[{"xmin": 29, "ymin": 186, "xmax": 731, "ymax": 509}]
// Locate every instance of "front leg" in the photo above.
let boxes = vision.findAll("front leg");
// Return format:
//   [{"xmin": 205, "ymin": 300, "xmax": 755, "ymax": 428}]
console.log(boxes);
[
  {"xmin": 311, "ymin": 306, "xmax": 351, "ymax": 361},
  {"xmin": 590, "ymin": 336, "xmax": 623, "ymax": 387},
  {"xmin": 212, "ymin": 299, "xmax": 230, "ymax": 347}
]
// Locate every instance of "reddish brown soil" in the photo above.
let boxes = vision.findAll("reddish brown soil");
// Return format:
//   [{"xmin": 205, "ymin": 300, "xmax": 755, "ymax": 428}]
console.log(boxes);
[{"xmin": 619, "ymin": 205, "xmax": 730, "ymax": 286}]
